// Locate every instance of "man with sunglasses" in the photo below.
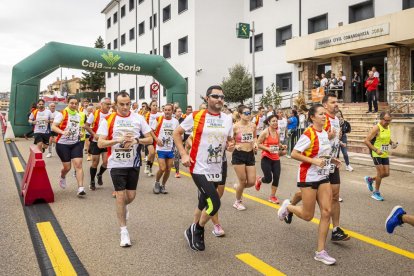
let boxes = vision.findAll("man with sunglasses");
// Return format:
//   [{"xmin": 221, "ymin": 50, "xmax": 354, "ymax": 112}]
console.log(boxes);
[
  {"xmin": 173, "ymin": 85, "xmax": 234, "ymax": 251},
  {"xmin": 364, "ymin": 111, "xmax": 397, "ymax": 201}
]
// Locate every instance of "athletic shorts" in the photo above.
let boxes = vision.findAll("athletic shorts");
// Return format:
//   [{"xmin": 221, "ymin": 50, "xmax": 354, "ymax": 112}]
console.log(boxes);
[
  {"xmin": 157, "ymin": 150, "xmax": 174, "ymax": 159},
  {"xmin": 88, "ymin": 141, "xmax": 107, "ymax": 155},
  {"xmin": 373, "ymin": 157, "xmax": 390, "ymax": 166},
  {"xmin": 329, "ymin": 166, "xmax": 340, "ymax": 184},
  {"xmin": 231, "ymin": 150, "xmax": 255, "ymax": 166},
  {"xmin": 110, "ymin": 167, "xmax": 140, "ymax": 191},
  {"xmin": 56, "ymin": 142, "xmax": 83, "ymax": 163},
  {"xmin": 297, "ymin": 178, "xmax": 330, "ymax": 189},
  {"xmin": 34, "ymin": 133, "xmax": 50, "ymax": 145},
  {"xmin": 50, "ymin": 131, "xmax": 57, "ymax": 137}
]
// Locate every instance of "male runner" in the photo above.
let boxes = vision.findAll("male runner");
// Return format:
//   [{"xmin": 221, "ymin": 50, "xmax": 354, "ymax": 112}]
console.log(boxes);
[
  {"xmin": 252, "ymin": 106, "xmax": 266, "ymax": 138},
  {"xmin": 28, "ymin": 99, "xmax": 52, "ymax": 153},
  {"xmin": 144, "ymin": 100, "xmax": 163, "ymax": 176},
  {"xmin": 46, "ymin": 102, "xmax": 58, "ymax": 158}
]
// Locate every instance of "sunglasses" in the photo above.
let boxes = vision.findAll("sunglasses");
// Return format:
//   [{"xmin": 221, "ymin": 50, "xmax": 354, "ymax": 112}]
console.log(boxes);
[
  {"xmin": 209, "ymin": 94, "xmax": 225, "ymax": 100},
  {"xmin": 243, "ymin": 111, "xmax": 251, "ymax": 116}
]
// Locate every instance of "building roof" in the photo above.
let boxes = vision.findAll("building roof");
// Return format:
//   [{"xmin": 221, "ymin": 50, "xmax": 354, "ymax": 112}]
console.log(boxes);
[{"xmin": 101, "ymin": 0, "xmax": 118, "ymax": 14}]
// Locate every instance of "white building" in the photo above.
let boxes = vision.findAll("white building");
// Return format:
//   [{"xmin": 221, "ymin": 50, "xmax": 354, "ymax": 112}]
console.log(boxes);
[{"xmin": 102, "ymin": 0, "xmax": 414, "ymax": 108}]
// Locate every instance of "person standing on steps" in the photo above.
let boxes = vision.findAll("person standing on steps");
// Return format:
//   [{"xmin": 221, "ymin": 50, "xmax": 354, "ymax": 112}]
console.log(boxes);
[{"xmin": 365, "ymin": 71, "xmax": 379, "ymax": 113}]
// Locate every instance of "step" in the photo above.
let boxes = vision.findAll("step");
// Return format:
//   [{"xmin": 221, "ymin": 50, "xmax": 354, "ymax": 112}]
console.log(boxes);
[
  {"xmin": 346, "ymin": 118, "xmax": 378, "ymax": 123},
  {"xmin": 347, "ymin": 139, "xmax": 367, "ymax": 146},
  {"xmin": 347, "ymin": 134, "xmax": 367, "ymax": 140},
  {"xmin": 347, "ymin": 145, "xmax": 370, "ymax": 154}
]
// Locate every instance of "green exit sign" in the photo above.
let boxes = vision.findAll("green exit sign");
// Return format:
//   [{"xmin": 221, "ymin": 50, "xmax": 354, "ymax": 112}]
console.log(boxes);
[{"xmin": 237, "ymin": 23, "xmax": 250, "ymax": 39}]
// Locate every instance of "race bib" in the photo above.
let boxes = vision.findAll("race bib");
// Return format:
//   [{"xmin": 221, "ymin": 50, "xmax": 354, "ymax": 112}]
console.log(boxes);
[
  {"xmin": 269, "ymin": 145, "xmax": 279, "ymax": 153},
  {"xmin": 317, "ymin": 156, "xmax": 331, "ymax": 176},
  {"xmin": 38, "ymin": 120, "xmax": 47, "ymax": 129},
  {"xmin": 241, "ymin": 133, "xmax": 253, "ymax": 143},
  {"xmin": 381, "ymin": 144, "xmax": 389, "ymax": 152},
  {"xmin": 206, "ymin": 173, "xmax": 222, "ymax": 182},
  {"xmin": 114, "ymin": 148, "xmax": 134, "ymax": 161}
]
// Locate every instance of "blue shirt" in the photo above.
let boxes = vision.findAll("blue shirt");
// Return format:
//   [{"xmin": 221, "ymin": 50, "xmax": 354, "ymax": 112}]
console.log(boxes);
[{"xmin": 287, "ymin": 116, "xmax": 298, "ymax": 130}]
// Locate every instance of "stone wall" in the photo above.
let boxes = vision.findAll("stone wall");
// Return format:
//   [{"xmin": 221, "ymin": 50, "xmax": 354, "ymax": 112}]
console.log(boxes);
[
  {"xmin": 387, "ymin": 47, "xmax": 411, "ymax": 94},
  {"xmin": 390, "ymin": 119, "xmax": 414, "ymax": 158},
  {"xmin": 331, "ymin": 56, "xmax": 351, "ymax": 102}
]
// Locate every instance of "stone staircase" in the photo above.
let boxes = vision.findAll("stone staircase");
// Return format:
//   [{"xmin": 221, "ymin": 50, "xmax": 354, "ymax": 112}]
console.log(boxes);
[{"xmin": 339, "ymin": 103, "xmax": 388, "ymax": 154}]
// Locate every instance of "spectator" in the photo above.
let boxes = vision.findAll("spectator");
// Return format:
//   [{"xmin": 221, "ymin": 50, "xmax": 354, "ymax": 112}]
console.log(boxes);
[
  {"xmin": 365, "ymin": 71, "xmax": 379, "ymax": 113},
  {"xmin": 330, "ymin": 73, "xmax": 338, "ymax": 89},
  {"xmin": 337, "ymin": 110, "xmax": 353, "ymax": 172},
  {"xmin": 286, "ymin": 110, "xmax": 299, "ymax": 158},
  {"xmin": 313, "ymin": 75, "xmax": 320, "ymax": 89},
  {"xmin": 297, "ymin": 109, "xmax": 306, "ymax": 137},
  {"xmin": 267, "ymin": 105, "xmax": 274, "ymax": 117},
  {"xmin": 320, "ymin": 73, "xmax": 329, "ymax": 94},
  {"xmin": 351, "ymin": 70, "xmax": 361, "ymax": 103},
  {"xmin": 372, "ymin": 66, "xmax": 380, "ymax": 101}
]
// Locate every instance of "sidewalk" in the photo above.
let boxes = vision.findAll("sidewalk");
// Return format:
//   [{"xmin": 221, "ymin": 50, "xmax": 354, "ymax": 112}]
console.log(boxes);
[{"xmin": 347, "ymin": 151, "xmax": 414, "ymax": 173}]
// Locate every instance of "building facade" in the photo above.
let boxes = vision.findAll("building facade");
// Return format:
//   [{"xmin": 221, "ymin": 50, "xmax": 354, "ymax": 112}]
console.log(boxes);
[{"xmin": 102, "ymin": 0, "xmax": 414, "ymax": 108}]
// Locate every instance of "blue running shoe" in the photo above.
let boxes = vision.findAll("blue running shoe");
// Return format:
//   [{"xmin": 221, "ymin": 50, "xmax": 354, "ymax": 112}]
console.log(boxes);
[
  {"xmin": 385, "ymin": 206, "xmax": 405, "ymax": 234},
  {"xmin": 364, "ymin": 176, "xmax": 374, "ymax": 192},
  {"xmin": 371, "ymin": 192, "xmax": 384, "ymax": 201}
]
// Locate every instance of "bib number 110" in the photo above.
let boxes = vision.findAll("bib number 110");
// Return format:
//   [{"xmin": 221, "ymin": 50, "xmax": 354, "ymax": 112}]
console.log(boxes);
[{"xmin": 206, "ymin": 173, "xmax": 222, "ymax": 182}]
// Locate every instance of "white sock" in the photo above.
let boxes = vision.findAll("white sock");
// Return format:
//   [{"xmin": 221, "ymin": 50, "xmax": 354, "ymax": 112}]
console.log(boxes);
[
  {"xmin": 78, "ymin": 187, "xmax": 84, "ymax": 192},
  {"xmin": 120, "ymin": 226, "xmax": 127, "ymax": 232}
]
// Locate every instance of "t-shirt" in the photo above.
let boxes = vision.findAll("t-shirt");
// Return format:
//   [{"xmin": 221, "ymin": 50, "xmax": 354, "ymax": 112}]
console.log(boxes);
[
  {"xmin": 49, "ymin": 110, "xmax": 58, "ymax": 132},
  {"xmin": 97, "ymin": 112, "xmax": 151, "ymax": 168},
  {"xmin": 87, "ymin": 111, "xmax": 111, "ymax": 141},
  {"xmin": 324, "ymin": 114, "xmax": 341, "ymax": 158},
  {"xmin": 278, "ymin": 118, "xmax": 287, "ymax": 142},
  {"xmin": 267, "ymin": 111, "xmax": 274, "ymax": 117},
  {"xmin": 288, "ymin": 116, "xmax": 298, "ymax": 130},
  {"xmin": 153, "ymin": 117, "xmax": 180, "ymax": 152},
  {"xmin": 252, "ymin": 115, "xmax": 266, "ymax": 135},
  {"xmin": 299, "ymin": 114, "xmax": 306, "ymax": 129},
  {"xmin": 146, "ymin": 112, "xmax": 163, "ymax": 130},
  {"xmin": 320, "ymin": 78, "xmax": 328, "ymax": 87},
  {"xmin": 294, "ymin": 127, "xmax": 331, "ymax": 183},
  {"xmin": 180, "ymin": 110, "xmax": 233, "ymax": 177},
  {"xmin": 29, "ymin": 109, "xmax": 51, "ymax": 134},
  {"xmin": 54, "ymin": 108, "xmax": 82, "ymax": 145}
]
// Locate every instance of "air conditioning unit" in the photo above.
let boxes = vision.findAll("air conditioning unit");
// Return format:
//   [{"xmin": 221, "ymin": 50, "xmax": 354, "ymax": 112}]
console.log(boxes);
[{"xmin": 297, "ymin": 62, "xmax": 303, "ymax": 72}]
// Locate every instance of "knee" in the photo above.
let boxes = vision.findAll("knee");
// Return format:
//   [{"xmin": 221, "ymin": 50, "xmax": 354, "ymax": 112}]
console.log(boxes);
[
  {"xmin": 321, "ymin": 207, "xmax": 332, "ymax": 219},
  {"xmin": 206, "ymin": 197, "xmax": 221, "ymax": 217},
  {"xmin": 382, "ymin": 172, "xmax": 389, "ymax": 178},
  {"xmin": 302, "ymin": 211, "xmax": 314, "ymax": 222}
]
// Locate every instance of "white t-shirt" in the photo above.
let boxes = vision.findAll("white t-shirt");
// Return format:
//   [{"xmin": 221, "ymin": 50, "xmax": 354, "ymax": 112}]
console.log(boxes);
[
  {"xmin": 29, "ymin": 109, "xmax": 51, "ymax": 134},
  {"xmin": 54, "ymin": 110, "xmax": 81, "ymax": 145},
  {"xmin": 294, "ymin": 127, "xmax": 331, "ymax": 183},
  {"xmin": 320, "ymin": 78, "xmax": 328, "ymax": 87},
  {"xmin": 299, "ymin": 114, "xmax": 306, "ymax": 129},
  {"xmin": 373, "ymin": 71, "xmax": 380, "ymax": 79},
  {"xmin": 153, "ymin": 117, "xmax": 180, "ymax": 152},
  {"xmin": 252, "ymin": 115, "xmax": 266, "ymax": 135},
  {"xmin": 278, "ymin": 118, "xmax": 288, "ymax": 142},
  {"xmin": 267, "ymin": 111, "xmax": 274, "ymax": 117},
  {"xmin": 324, "ymin": 114, "xmax": 341, "ymax": 158},
  {"xmin": 97, "ymin": 112, "xmax": 151, "ymax": 168},
  {"xmin": 180, "ymin": 111, "xmax": 233, "ymax": 176},
  {"xmin": 147, "ymin": 112, "xmax": 163, "ymax": 130},
  {"xmin": 87, "ymin": 111, "xmax": 111, "ymax": 141}
]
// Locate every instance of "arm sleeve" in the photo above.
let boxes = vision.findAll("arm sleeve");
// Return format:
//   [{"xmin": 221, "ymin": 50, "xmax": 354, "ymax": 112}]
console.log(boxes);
[
  {"xmin": 293, "ymin": 134, "xmax": 311, "ymax": 153},
  {"xmin": 96, "ymin": 119, "xmax": 108, "ymax": 136}
]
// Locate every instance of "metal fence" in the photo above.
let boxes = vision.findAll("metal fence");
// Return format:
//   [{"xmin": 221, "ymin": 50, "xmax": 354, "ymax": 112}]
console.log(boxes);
[{"xmin": 388, "ymin": 90, "xmax": 414, "ymax": 116}]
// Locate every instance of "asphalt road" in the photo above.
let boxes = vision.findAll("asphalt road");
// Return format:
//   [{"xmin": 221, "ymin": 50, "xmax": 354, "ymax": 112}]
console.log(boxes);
[{"xmin": 2, "ymin": 138, "xmax": 414, "ymax": 275}]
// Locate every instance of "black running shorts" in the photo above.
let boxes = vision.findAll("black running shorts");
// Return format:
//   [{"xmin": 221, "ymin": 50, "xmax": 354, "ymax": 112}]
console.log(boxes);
[
  {"xmin": 88, "ymin": 141, "xmax": 107, "ymax": 155},
  {"xmin": 110, "ymin": 167, "xmax": 140, "ymax": 191},
  {"xmin": 297, "ymin": 178, "xmax": 330, "ymax": 189},
  {"xmin": 329, "ymin": 167, "xmax": 341, "ymax": 185},
  {"xmin": 34, "ymin": 133, "xmax": 50, "ymax": 145},
  {"xmin": 56, "ymin": 142, "xmax": 83, "ymax": 163},
  {"xmin": 372, "ymin": 157, "xmax": 389, "ymax": 166},
  {"xmin": 231, "ymin": 150, "xmax": 255, "ymax": 166}
]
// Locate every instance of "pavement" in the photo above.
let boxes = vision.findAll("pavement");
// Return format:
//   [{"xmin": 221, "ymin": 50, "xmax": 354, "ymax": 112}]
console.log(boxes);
[{"xmin": 2, "ymin": 137, "xmax": 414, "ymax": 275}]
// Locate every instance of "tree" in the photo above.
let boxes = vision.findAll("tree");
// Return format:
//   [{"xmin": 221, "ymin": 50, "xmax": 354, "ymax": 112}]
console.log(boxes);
[
  {"xmin": 221, "ymin": 64, "xmax": 252, "ymax": 105},
  {"xmin": 80, "ymin": 36, "xmax": 106, "ymax": 92},
  {"xmin": 260, "ymin": 83, "xmax": 282, "ymax": 109}
]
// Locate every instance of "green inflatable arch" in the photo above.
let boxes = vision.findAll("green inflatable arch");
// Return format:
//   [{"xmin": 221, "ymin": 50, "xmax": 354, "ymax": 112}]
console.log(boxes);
[{"xmin": 9, "ymin": 41, "xmax": 187, "ymax": 136}]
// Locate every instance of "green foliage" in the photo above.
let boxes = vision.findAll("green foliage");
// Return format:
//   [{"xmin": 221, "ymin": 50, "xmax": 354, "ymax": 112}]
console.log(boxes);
[
  {"xmin": 80, "ymin": 36, "xmax": 106, "ymax": 92},
  {"xmin": 221, "ymin": 64, "xmax": 252, "ymax": 105},
  {"xmin": 260, "ymin": 83, "xmax": 282, "ymax": 109}
]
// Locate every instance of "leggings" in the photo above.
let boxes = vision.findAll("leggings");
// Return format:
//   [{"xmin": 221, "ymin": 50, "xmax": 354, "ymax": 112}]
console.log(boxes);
[
  {"xmin": 192, "ymin": 174, "xmax": 221, "ymax": 216},
  {"xmin": 173, "ymin": 146, "xmax": 180, "ymax": 172},
  {"xmin": 260, "ymin": 157, "xmax": 281, "ymax": 187}
]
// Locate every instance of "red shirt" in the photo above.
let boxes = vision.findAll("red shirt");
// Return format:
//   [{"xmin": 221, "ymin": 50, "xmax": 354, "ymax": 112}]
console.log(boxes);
[{"xmin": 364, "ymin": 77, "xmax": 379, "ymax": 92}]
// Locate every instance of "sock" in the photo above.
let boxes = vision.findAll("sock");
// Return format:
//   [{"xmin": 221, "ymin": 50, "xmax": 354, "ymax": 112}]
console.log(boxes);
[
  {"xmin": 97, "ymin": 166, "xmax": 107, "ymax": 176},
  {"xmin": 120, "ymin": 226, "xmax": 127, "ymax": 232},
  {"xmin": 148, "ymin": 161, "xmax": 153, "ymax": 168},
  {"xmin": 48, "ymin": 146, "xmax": 52, "ymax": 153},
  {"xmin": 78, "ymin": 187, "xmax": 85, "ymax": 192},
  {"xmin": 195, "ymin": 222, "xmax": 204, "ymax": 230},
  {"xmin": 90, "ymin": 167, "xmax": 97, "ymax": 182}
]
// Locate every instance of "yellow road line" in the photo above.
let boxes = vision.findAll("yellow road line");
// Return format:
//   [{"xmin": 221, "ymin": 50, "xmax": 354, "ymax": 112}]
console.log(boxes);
[
  {"xmin": 12, "ymin": 157, "xmax": 24, "ymax": 172},
  {"xmin": 236, "ymin": 253, "xmax": 286, "ymax": 276},
  {"xmin": 37, "ymin": 222, "xmax": 77, "ymax": 276},
  {"xmin": 153, "ymin": 163, "xmax": 414, "ymax": 259}
]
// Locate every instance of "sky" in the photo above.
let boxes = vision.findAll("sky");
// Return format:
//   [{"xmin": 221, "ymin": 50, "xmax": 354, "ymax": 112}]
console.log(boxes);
[{"xmin": 0, "ymin": 0, "xmax": 109, "ymax": 91}]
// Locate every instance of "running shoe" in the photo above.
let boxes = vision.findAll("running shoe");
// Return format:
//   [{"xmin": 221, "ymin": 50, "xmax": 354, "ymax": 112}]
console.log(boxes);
[
  {"xmin": 346, "ymin": 165, "xmax": 354, "ymax": 172},
  {"xmin": 77, "ymin": 187, "xmax": 86, "ymax": 198},
  {"xmin": 268, "ymin": 196, "xmax": 280, "ymax": 204},
  {"xmin": 97, "ymin": 174, "xmax": 103, "ymax": 186},
  {"xmin": 148, "ymin": 167, "xmax": 154, "ymax": 177},
  {"xmin": 160, "ymin": 185, "xmax": 168, "ymax": 194},
  {"xmin": 112, "ymin": 191, "xmax": 116, "ymax": 198},
  {"xmin": 46, "ymin": 153, "xmax": 52, "ymax": 158},
  {"xmin": 184, "ymin": 224, "xmax": 198, "ymax": 251},
  {"xmin": 284, "ymin": 212, "xmax": 293, "ymax": 224},
  {"xmin": 144, "ymin": 165, "xmax": 149, "ymax": 174},
  {"xmin": 278, "ymin": 199, "xmax": 291, "ymax": 221},
  {"xmin": 331, "ymin": 227, "xmax": 350, "ymax": 242},
  {"xmin": 212, "ymin": 224, "xmax": 225, "ymax": 237},
  {"xmin": 89, "ymin": 181, "xmax": 96, "ymax": 191},
  {"xmin": 233, "ymin": 200, "xmax": 246, "ymax": 211},
  {"xmin": 58, "ymin": 177, "xmax": 66, "ymax": 189},
  {"xmin": 120, "ymin": 229, "xmax": 131, "ymax": 247},
  {"xmin": 153, "ymin": 181, "xmax": 161, "ymax": 194},
  {"xmin": 192, "ymin": 224, "xmax": 205, "ymax": 251},
  {"xmin": 175, "ymin": 172, "xmax": 181, "ymax": 178},
  {"xmin": 385, "ymin": 206, "xmax": 406, "ymax": 234},
  {"xmin": 255, "ymin": 176, "xmax": 262, "ymax": 191},
  {"xmin": 364, "ymin": 176, "xmax": 374, "ymax": 192},
  {"xmin": 314, "ymin": 250, "xmax": 336, "ymax": 265},
  {"xmin": 371, "ymin": 191, "xmax": 384, "ymax": 201}
]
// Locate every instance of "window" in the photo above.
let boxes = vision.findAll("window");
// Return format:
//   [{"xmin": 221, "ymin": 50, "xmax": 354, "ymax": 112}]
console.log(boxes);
[
  {"xmin": 403, "ymin": 0, "xmax": 414, "ymax": 9},
  {"xmin": 121, "ymin": 34, "xmax": 126, "ymax": 45},
  {"xmin": 129, "ymin": 0, "xmax": 135, "ymax": 11},
  {"xmin": 178, "ymin": 36, "xmax": 188, "ymax": 54},
  {"xmin": 107, "ymin": 72, "xmax": 111, "ymax": 78},
  {"xmin": 276, "ymin": 25, "xmax": 292, "ymax": 47},
  {"xmin": 249, "ymin": 33, "xmax": 263, "ymax": 53},
  {"xmin": 107, "ymin": 18, "xmax": 111, "ymax": 29},
  {"xmin": 149, "ymin": 49, "xmax": 157, "ymax": 55},
  {"xmin": 163, "ymin": 87, "xmax": 166, "ymax": 97},
  {"xmin": 308, "ymin": 14, "xmax": 328, "ymax": 34},
  {"xmin": 113, "ymin": 12, "xmax": 118, "ymax": 24},
  {"xmin": 129, "ymin": 88, "xmax": 135, "ymax": 100},
  {"xmin": 149, "ymin": 13, "xmax": 157, "ymax": 29},
  {"xmin": 178, "ymin": 0, "xmax": 188, "ymax": 13},
  {"xmin": 349, "ymin": 0, "xmax": 374, "ymax": 23},
  {"xmin": 139, "ymin": 21, "xmax": 145, "ymax": 35},
  {"xmin": 276, "ymin": 73, "xmax": 292, "ymax": 92},
  {"xmin": 113, "ymin": 38, "xmax": 118, "ymax": 49},
  {"xmin": 163, "ymin": 43, "xmax": 171, "ymax": 59},
  {"xmin": 250, "ymin": 0, "xmax": 263, "ymax": 11},
  {"xmin": 129, "ymin": 28, "xmax": 135, "ymax": 41},
  {"xmin": 107, "ymin": 43, "xmax": 111, "ymax": 50},
  {"xmin": 163, "ymin": 5, "xmax": 171, "ymax": 22},
  {"xmin": 121, "ymin": 5, "xmax": 126, "ymax": 18},
  {"xmin": 138, "ymin": 0, "xmax": 144, "ymax": 4},
  {"xmin": 255, "ymin": 77, "xmax": 263, "ymax": 94},
  {"xmin": 139, "ymin": 86, "xmax": 145, "ymax": 99}
]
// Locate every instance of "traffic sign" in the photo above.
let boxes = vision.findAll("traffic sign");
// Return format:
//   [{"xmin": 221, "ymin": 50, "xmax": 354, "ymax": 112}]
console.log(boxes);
[
  {"xmin": 237, "ymin": 23, "xmax": 250, "ymax": 39},
  {"xmin": 150, "ymin": 82, "xmax": 159, "ymax": 92}
]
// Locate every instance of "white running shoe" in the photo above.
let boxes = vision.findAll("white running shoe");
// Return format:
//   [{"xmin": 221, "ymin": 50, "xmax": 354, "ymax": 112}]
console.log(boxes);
[
  {"xmin": 46, "ymin": 153, "xmax": 52, "ymax": 158},
  {"xmin": 314, "ymin": 250, "xmax": 336, "ymax": 265},
  {"xmin": 58, "ymin": 177, "xmax": 66, "ymax": 189},
  {"xmin": 147, "ymin": 167, "xmax": 154, "ymax": 176},
  {"xmin": 278, "ymin": 199, "xmax": 291, "ymax": 221},
  {"xmin": 212, "ymin": 224, "xmax": 225, "ymax": 237},
  {"xmin": 233, "ymin": 200, "xmax": 246, "ymax": 211},
  {"xmin": 346, "ymin": 165, "xmax": 354, "ymax": 172},
  {"xmin": 120, "ymin": 230, "xmax": 131, "ymax": 247},
  {"xmin": 144, "ymin": 165, "xmax": 149, "ymax": 174}
]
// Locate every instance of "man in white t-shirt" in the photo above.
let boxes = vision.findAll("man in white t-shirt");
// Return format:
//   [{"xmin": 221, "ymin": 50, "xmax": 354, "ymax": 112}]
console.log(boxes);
[
  {"xmin": 276, "ymin": 110, "xmax": 288, "ymax": 144},
  {"xmin": 143, "ymin": 100, "xmax": 163, "ymax": 176},
  {"xmin": 97, "ymin": 91, "xmax": 152, "ymax": 247},
  {"xmin": 372, "ymin": 66, "xmax": 380, "ymax": 100},
  {"xmin": 267, "ymin": 105, "xmax": 274, "ymax": 117},
  {"xmin": 28, "ymin": 99, "xmax": 52, "ymax": 153},
  {"xmin": 46, "ymin": 102, "xmax": 58, "ymax": 158},
  {"xmin": 252, "ymin": 107, "xmax": 266, "ymax": 137}
]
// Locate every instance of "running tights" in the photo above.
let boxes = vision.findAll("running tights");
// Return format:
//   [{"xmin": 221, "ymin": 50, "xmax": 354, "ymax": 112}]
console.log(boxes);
[
  {"xmin": 192, "ymin": 174, "xmax": 221, "ymax": 216},
  {"xmin": 260, "ymin": 157, "xmax": 281, "ymax": 187}
]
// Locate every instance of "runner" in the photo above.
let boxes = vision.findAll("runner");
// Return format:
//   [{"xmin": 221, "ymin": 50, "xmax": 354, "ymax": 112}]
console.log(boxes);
[
  {"xmin": 232, "ymin": 105, "xmax": 258, "ymax": 211},
  {"xmin": 386, "ymin": 206, "xmax": 414, "ymax": 234},
  {"xmin": 252, "ymin": 106, "xmax": 266, "ymax": 138},
  {"xmin": 144, "ymin": 100, "xmax": 163, "ymax": 176},
  {"xmin": 173, "ymin": 107, "xmax": 184, "ymax": 178},
  {"xmin": 278, "ymin": 103, "xmax": 340, "ymax": 265},
  {"xmin": 277, "ymin": 110, "xmax": 288, "ymax": 147},
  {"xmin": 363, "ymin": 111, "xmax": 397, "ymax": 201},
  {"xmin": 152, "ymin": 103, "xmax": 179, "ymax": 194},
  {"xmin": 28, "ymin": 99, "xmax": 52, "ymax": 153},
  {"xmin": 84, "ymin": 105, "xmax": 95, "ymax": 161},
  {"xmin": 79, "ymin": 98, "xmax": 89, "ymax": 113},
  {"xmin": 46, "ymin": 102, "xmax": 57, "ymax": 158},
  {"xmin": 255, "ymin": 115, "xmax": 287, "ymax": 204},
  {"xmin": 84, "ymin": 97, "xmax": 112, "ymax": 191},
  {"xmin": 51, "ymin": 96, "xmax": 86, "ymax": 197},
  {"xmin": 97, "ymin": 91, "xmax": 152, "ymax": 247},
  {"xmin": 182, "ymin": 105, "xmax": 193, "ymax": 142},
  {"xmin": 173, "ymin": 85, "xmax": 233, "ymax": 251},
  {"xmin": 322, "ymin": 93, "xmax": 350, "ymax": 242}
]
